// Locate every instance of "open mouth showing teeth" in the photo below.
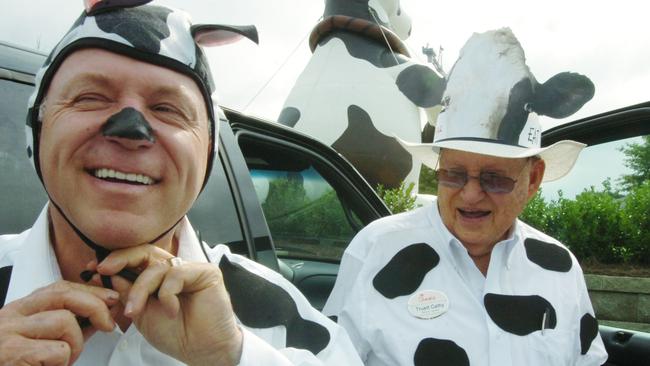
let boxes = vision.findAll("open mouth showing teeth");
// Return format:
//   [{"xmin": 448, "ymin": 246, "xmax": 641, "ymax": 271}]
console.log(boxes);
[
  {"xmin": 92, "ymin": 168, "xmax": 155, "ymax": 185},
  {"xmin": 458, "ymin": 209, "xmax": 490, "ymax": 218}
]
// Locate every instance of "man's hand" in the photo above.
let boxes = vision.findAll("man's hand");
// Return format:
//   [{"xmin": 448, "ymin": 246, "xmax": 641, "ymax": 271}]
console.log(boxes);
[
  {"xmin": 96, "ymin": 245, "xmax": 243, "ymax": 366},
  {"xmin": 0, "ymin": 281, "xmax": 119, "ymax": 365}
]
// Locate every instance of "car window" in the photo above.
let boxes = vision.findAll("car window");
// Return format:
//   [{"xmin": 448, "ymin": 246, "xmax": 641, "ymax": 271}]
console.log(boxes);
[
  {"xmin": 0, "ymin": 78, "xmax": 48, "ymax": 234},
  {"xmin": 237, "ymin": 133, "xmax": 371, "ymax": 262},
  {"xmin": 187, "ymin": 155, "xmax": 247, "ymax": 255}
]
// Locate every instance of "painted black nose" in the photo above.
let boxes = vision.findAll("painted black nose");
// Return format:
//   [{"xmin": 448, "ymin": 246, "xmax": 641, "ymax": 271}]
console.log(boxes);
[{"xmin": 101, "ymin": 107, "xmax": 155, "ymax": 143}]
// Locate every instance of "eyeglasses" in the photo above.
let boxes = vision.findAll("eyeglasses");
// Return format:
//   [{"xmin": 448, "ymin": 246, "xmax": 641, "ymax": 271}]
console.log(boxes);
[{"xmin": 436, "ymin": 167, "xmax": 524, "ymax": 194}]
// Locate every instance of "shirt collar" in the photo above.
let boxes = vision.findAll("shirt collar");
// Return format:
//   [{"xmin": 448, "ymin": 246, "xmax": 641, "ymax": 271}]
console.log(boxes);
[
  {"xmin": 5, "ymin": 204, "xmax": 61, "ymax": 304},
  {"xmin": 174, "ymin": 216, "xmax": 210, "ymax": 263},
  {"xmin": 5, "ymin": 205, "xmax": 208, "ymax": 305}
]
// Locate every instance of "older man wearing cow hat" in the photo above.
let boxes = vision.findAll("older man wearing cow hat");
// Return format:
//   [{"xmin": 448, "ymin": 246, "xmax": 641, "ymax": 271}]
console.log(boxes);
[
  {"xmin": 0, "ymin": 1, "xmax": 363, "ymax": 365},
  {"xmin": 324, "ymin": 28, "xmax": 608, "ymax": 366}
]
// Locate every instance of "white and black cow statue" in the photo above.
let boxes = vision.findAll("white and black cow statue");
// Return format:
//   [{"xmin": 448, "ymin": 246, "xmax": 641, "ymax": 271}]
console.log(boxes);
[{"xmin": 279, "ymin": 0, "xmax": 445, "ymax": 190}]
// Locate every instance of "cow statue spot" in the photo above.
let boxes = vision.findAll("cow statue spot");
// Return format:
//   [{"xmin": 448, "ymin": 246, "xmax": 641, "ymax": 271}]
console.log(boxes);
[{"xmin": 279, "ymin": 0, "xmax": 445, "ymax": 189}]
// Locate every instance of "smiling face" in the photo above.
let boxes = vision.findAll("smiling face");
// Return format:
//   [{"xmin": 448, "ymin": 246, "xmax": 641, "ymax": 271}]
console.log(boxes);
[
  {"xmin": 436, "ymin": 148, "xmax": 545, "ymax": 256},
  {"xmin": 38, "ymin": 48, "xmax": 210, "ymax": 248}
]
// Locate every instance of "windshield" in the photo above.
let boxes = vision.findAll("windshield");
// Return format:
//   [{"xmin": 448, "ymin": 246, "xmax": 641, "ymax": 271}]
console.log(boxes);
[{"xmin": 1, "ymin": 0, "xmax": 647, "ymax": 127}]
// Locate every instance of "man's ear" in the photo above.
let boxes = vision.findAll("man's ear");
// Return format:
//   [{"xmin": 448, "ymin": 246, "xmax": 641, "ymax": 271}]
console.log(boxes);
[
  {"xmin": 191, "ymin": 24, "xmax": 259, "ymax": 47},
  {"xmin": 531, "ymin": 72, "xmax": 595, "ymax": 119},
  {"xmin": 527, "ymin": 158, "xmax": 546, "ymax": 200}
]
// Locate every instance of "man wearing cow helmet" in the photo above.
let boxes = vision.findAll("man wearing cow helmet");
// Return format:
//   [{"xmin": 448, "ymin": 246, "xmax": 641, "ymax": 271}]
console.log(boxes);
[
  {"xmin": 0, "ymin": 1, "xmax": 363, "ymax": 365},
  {"xmin": 324, "ymin": 28, "xmax": 608, "ymax": 365}
]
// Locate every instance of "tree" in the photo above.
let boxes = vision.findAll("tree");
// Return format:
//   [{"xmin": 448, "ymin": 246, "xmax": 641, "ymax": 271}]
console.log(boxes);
[
  {"xmin": 619, "ymin": 135, "xmax": 650, "ymax": 192},
  {"xmin": 418, "ymin": 165, "xmax": 438, "ymax": 194}
]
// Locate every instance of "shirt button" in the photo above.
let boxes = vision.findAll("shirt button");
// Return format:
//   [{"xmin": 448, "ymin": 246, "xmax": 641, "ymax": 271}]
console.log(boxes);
[{"xmin": 119, "ymin": 340, "xmax": 129, "ymax": 350}]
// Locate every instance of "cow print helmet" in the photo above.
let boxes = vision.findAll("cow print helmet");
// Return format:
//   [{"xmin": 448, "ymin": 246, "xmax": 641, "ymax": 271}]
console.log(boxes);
[
  {"xmin": 23, "ymin": 0, "xmax": 258, "ymax": 285},
  {"xmin": 26, "ymin": 0, "xmax": 258, "ymax": 189}
]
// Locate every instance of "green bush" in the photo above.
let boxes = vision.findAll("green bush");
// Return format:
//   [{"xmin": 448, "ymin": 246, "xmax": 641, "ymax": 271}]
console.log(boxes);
[
  {"xmin": 418, "ymin": 165, "xmax": 438, "ymax": 195},
  {"xmin": 520, "ymin": 188, "xmax": 553, "ymax": 234},
  {"xmin": 377, "ymin": 181, "xmax": 418, "ymax": 213},
  {"xmin": 553, "ymin": 188, "xmax": 625, "ymax": 263},
  {"xmin": 621, "ymin": 181, "xmax": 650, "ymax": 264}
]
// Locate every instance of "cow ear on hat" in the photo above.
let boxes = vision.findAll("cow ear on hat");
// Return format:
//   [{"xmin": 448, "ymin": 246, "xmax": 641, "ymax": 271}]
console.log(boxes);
[
  {"xmin": 530, "ymin": 72, "xmax": 595, "ymax": 119},
  {"xmin": 191, "ymin": 24, "xmax": 259, "ymax": 47}
]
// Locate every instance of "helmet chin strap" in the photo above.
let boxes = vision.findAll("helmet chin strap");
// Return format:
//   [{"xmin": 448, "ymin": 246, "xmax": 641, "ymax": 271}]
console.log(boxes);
[
  {"xmin": 49, "ymin": 198, "xmax": 183, "ymax": 289},
  {"xmin": 47, "ymin": 107, "xmax": 183, "ymax": 289}
]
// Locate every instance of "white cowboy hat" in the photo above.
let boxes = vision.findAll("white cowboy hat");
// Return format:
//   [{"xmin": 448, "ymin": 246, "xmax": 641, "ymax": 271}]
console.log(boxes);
[{"xmin": 399, "ymin": 28, "xmax": 594, "ymax": 182}]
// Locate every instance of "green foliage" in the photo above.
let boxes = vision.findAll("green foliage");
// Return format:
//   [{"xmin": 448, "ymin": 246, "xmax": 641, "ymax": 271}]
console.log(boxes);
[
  {"xmin": 521, "ymin": 182, "xmax": 650, "ymax": 265},
  {"xmin": 619, "ymin": 135, "xmax": 650, "ymax": 192},
  {"xmin": 418, "ymin": 165, "xmax": 438, "ymax": 195},
  {"xmin": 621, "ymin": 181, "xmax": 650, "ymax": 264},
  {"xmin": 377, "ymin": 181, "xmax": 418, "ymax": 213},
  {"xmin": 261, "ymin": 177, "xmax": 354, "ymax": 238},
  {"xmin": 521, "ymin": 135, "xmax": 650, "ymax": 266},
  {"xmin": 553, "ymin": 188, "xmax": 625, "ymax": 263}
]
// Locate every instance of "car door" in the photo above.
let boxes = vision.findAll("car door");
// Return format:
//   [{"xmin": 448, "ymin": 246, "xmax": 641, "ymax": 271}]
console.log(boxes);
[
  {"xmin": 226, "ymin": 108, "xmax": 391, "ymax": 309},
  {"xmin": 542, "ymin": 102, "xmax": 650, "ymax": 366}
]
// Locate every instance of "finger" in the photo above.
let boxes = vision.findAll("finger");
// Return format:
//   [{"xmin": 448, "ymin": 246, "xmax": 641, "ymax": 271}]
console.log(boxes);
[
  {"xmin": 9, "ymin": 338, "xmax": 73, "ymax": 366},
  {"xmin": 124, "ymin": 263, "xmax": 169, "ymax": 317},
  {"xmin": 157, "ymin": 269, "xmax": 184, "ymax": 318},
  {"xmin": 13, "ymin": 283, "xmax": 118, "ymax": 331},
  {"xmin": 166, "ymin": 263, "xmax": 223, "ymax": 294},
  {"xmin": 19, "ymin": 310, "xmax": 83, "ymax": 362},
  {"xmin": 97, "ymin": 244, "xmax": 171, "ymax": 276}
]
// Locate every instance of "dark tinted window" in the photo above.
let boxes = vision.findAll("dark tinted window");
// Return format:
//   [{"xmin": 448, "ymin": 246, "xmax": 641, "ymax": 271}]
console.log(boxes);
[
  {"xmin": 239, "ymin": 134, "xmax": 373, "ymax": 262},
  {"xmin": 188, "ymin": 155, "xmax": 245, "ymax": 252},
  {"xmin": 0, "ymin": 79, "xmax": 47, "ymax": 234}
]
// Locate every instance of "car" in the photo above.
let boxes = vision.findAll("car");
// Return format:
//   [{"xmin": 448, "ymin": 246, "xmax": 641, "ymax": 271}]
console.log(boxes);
[
  {"xmin": 1, "ymin": 39, "xmax": 649, "ymax": 365},
  {"xmin": 0, "ymin": 39, "xmax": 392, "ymax": 306}
]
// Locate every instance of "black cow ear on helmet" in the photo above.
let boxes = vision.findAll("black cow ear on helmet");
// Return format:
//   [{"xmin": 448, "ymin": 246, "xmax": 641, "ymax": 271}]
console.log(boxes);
[
  {"xmin": 191, "ymin": 24, "xmax": 259, "ymax": 47},
  {"xmin": 530, "ymin": 72, "xmax": 595, "ymax": 119}
]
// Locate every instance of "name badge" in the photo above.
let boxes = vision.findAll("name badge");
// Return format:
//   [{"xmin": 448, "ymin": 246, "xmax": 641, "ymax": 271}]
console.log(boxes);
[{"xmin": 408, "ymin": 290, "xmax": 449, "ymax": 319}]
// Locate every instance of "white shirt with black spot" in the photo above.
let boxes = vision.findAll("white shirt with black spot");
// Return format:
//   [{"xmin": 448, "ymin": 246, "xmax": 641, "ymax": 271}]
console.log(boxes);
[
  {"xmin": 0, "ymin": 204, "xmax": 363, "ymax": 366},
  {"xmin": 324, "ymin": 199, "xmax": 607, "ymax": 366}
]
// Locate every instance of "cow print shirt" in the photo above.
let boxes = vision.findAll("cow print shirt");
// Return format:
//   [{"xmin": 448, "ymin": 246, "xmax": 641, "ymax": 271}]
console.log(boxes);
[
  {"xmin": 0, "ymin": 205, "xmax": 363, "ymax": 366},
  {"xmin": 324, "ymin": 200, "xmax": 607, "ymax": 366}
]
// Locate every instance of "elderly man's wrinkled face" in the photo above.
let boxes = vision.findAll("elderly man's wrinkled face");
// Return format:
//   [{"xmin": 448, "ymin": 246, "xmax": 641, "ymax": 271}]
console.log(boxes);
[
  {"xmin": 39, "ymin": 48, "xmax": 210, "ymax": 248},
  {"xmin": 436, "ymin": 149, "xmax": 544, "ymax": 256}
]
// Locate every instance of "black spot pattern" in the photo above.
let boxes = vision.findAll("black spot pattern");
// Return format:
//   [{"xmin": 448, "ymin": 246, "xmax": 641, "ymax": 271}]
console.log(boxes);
[
  {"xmin": 101, "ymin": 107, "xmax": 155, "ymax": 142},
  {"xmin": 0, "ymin": 266, "xmax": 13, "ymax": 308},
  {"xmin": 218, "ymin": 256, "xmax": 331, "ymax": 354},
  {"xmin": 332, "ymin": 105, "xmax": 412, "ymax": 188},
  {"xmin": 532, "ymin": 72, "xmax": 595, "ymax": 119},
  {"xmin": 484, "ymin": 293, "xmax": 557, "ymax": 336},
  {"xmin": 278, "ymin": 107, "xmax": 301, "ymax": 127},
  {"xmin": 421, "ymin": 122, "xmax": 435, "ymax": 143},
  {"xmin": 414, "ymin": 338, "xmax": 470, "ymax": 366},
  {"xmin": 328, "ymin": 315, "xmax": 338, "ymax": 323},
  {"xmin": 96, "ymin": 6, "xmax": 172, "ymax": 54},
  {"xmin": 373, "ymin": 243, "xmax": 439, "ymax": 299},
  {"xmin": 395, "ymin": 64, "xmax": 445, "ymax": 108},
  {"xmin": 524, "ymin": 238, "xmax": 572, "ymax": 272},
  {"xmin": 579, "ymin": 313, "xmax": 599, "ymax": 355},
  {"xmin": 496, "ymin": 78, "xmax": 533, "ymax": 144}
]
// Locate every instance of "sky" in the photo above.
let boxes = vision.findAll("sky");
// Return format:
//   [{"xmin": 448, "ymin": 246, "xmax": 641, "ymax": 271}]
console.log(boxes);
[{"xmin": 1, "ymin": 0, "xmax": 648, "ymax": 198}]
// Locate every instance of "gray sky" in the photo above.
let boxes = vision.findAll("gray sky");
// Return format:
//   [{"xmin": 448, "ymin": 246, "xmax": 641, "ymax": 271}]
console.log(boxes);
[{"xmin": 1, "ymin": 0, "xmax": 648, "ymax": 198}]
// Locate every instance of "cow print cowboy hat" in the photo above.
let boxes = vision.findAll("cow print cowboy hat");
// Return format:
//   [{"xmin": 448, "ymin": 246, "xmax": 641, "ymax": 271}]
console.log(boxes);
[
  {"xmin": 24, "ymin": 0, "xmax": 258, "ymax": 288},
  {"xmin": 398, "ymin": 27, "xmax": 595, "ymax": 182}
]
